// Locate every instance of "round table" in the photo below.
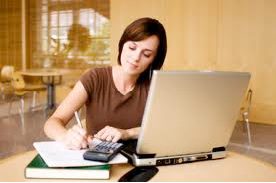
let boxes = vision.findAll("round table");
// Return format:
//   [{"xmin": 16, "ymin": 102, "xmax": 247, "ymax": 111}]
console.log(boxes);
[
  {"xmin": 19, "ymin": 69, "xmax": 70, "ymax": 110},
  {"xmin": 0, "ymin": 151, "xmax": 275, "ymax": 181}
]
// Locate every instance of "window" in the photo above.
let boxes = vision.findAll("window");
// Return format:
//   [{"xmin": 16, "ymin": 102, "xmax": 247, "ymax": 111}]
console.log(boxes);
[{"xmin": 28, "ymin": 0, "xmax": 110, "ymax": 69}]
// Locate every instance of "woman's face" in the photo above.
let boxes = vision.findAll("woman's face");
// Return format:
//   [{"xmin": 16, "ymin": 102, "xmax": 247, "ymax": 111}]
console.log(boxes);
[{"xmin": 120, "ymin": 35, "xmax": 159, "ymax": 76}]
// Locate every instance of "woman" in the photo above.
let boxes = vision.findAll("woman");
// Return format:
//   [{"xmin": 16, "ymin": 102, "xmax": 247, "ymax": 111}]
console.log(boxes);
[{"xmin": 44, "ymin": 17, "xmax": 167, "ymax": 150}]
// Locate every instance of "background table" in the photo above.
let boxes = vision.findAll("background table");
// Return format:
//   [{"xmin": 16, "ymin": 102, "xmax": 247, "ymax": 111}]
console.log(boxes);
[
  {"xmin": 19, "ymin": 69, "xmax": 69, "ymax": 110},
  {"xmin": 0, "ymin": 151, "xmax": 275, "ymax": 181}
]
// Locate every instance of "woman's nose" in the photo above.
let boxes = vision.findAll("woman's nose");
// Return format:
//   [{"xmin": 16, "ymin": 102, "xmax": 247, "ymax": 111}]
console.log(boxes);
[{"xmin": 131, "ymin": 50, "xmax": 141, "ymax": 62}]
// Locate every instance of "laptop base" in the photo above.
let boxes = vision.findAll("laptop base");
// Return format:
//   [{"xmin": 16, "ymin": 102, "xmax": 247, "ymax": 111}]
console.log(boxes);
[{"xmin": 121, "ymin": 149, "xmax": 227, "ymax": 167}]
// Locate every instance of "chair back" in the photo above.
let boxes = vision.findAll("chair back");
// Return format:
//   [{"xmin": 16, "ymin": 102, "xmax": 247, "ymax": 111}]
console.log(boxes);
[
  {"xmin": 11, "ymin": 72, "xmax": 26, "ymax": 90},
  {"xmin": 1, "ymin": 65, "xmax": 15, "ymax": 82}
]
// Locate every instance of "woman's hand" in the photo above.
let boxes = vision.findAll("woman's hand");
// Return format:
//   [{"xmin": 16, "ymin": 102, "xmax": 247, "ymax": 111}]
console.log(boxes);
[
  {"xmin": 58, "ymin": 124, "xmax": 92, "ymax": 150},
  {"xmin": 94, "ymin": 126, "xmax": 130, "ymax": 142}
]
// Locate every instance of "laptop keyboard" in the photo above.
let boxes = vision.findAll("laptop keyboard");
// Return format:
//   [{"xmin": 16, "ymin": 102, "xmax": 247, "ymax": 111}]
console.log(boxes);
[{"xmin": 121, "ymin": 140, "xmax": 137, "ymax": 154}]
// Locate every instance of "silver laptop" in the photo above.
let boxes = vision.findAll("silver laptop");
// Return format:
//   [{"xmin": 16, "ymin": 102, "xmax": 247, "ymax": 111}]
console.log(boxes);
[{"xmin": 121, "ymin": 70, "xmax": 250, "ymax": 166}]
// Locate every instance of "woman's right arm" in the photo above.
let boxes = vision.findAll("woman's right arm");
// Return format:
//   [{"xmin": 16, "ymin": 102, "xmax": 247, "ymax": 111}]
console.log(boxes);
[{"xmin": 44, "ymin": 81, "xmax": 89, "ymax": 149}]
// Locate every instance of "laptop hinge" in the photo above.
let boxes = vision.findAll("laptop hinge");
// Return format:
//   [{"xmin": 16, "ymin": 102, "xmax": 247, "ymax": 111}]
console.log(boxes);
[
  {"xmin": 135, "ymin": 153, "xmax": 156, "ymax": 159},
  {"xmin": 212, "ymin": 146, "xmax": 226, "ymax": 152}
]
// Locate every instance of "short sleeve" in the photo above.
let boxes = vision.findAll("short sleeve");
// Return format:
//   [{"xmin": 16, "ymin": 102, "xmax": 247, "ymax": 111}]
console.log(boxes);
[{"xmin": 79, "ymin": 68, "xmax": 99, "ymax": 102}]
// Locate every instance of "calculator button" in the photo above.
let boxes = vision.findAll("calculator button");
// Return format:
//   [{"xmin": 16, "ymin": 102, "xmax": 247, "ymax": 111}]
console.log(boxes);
[
  {"xmin": 106, "ymin": 142, "xmax": 113, "ymax": 147},
  {"xmin": 115, "ymin": 143, "xmax": 122, "ymax": 148},
  {"xmin": 110, "ymin": 143, "xmax": 117, "ymax": 148},
  {"xmin": 84, "ymin": 141, "xmax": 124, "ymax": 162}
]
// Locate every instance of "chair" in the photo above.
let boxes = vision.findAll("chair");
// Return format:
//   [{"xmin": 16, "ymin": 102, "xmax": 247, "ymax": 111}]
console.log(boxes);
[
  {"xmin": 0, "ymin": 65, "xmax": 14, "ymax": 100},
  {"xmin": 1, "ymin": 65, "xmax": 14, "ymax": 82},
  {"xmin": 240, "ymin": 89, "xmax": 253, "ymax": 145},
  {"xmin": 10, "ymin": 72, "xmax": 46, "ymax": 114},
  {"xmin": 1, "ymin": 68, "xmax": 46, "ymax": 134}
]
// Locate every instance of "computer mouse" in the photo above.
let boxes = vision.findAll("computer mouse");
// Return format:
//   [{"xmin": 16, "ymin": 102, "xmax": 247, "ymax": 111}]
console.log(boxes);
[{"xmin": 118, "ymin": 166, "xmax": 159, "ymax": 182}]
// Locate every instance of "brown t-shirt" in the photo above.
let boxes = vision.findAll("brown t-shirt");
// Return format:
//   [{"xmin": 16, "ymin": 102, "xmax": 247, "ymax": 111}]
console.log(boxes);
[{"xmin": 80, "ymin": 66, "xmax": 150, "ymax": 135}]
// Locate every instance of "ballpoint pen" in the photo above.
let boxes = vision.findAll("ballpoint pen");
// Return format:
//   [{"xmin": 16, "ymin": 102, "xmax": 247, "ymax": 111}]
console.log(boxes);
[
  {"xmin": 74, "ymin": 111, "xmax": 83, "ymax": 128},
  {"xmin": 75, "ymin": 111, "xmax": 90, "ymax": 148}
]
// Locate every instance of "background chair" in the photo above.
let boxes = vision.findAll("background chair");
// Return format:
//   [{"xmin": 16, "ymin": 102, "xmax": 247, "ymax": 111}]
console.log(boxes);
[
  {"xmin": 0, "ymin": 65, "xmax": 14, "ymax": 101},
  {"xmin": 5, "ymin": 72, "xmax": 46, "ymax": 133},
  {"xmin": 240, "ymin": 89, "xmax": 253, "ymax": 145},
  {"xmin": 10, "ymin": 72, "xmax": 46, "ymax": 114},
  {"xmin": 1, "ymin": 65, "xmax": 14, "ymax": 83}
]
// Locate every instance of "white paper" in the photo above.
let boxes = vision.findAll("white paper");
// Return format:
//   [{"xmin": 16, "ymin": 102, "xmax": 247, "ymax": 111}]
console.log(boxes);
[{"xmin": 33, "ymin": 141, "xmax": 128, "ymax": 167}]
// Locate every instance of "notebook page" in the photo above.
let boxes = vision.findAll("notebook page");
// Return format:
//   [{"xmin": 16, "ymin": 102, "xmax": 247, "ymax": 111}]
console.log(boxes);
[{"xmin": 33, "ymin": 141, "xmax": 128, "ymax": 167}]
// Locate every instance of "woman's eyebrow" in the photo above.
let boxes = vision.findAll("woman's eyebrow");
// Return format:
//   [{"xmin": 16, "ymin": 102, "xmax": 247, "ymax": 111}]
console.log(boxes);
[
  {"xmin": 130, "ymin": 41, "xmax": 154, "ymax": 52},
  {"xmin": 143, "ymin": 48, "xmax": 153, "ymax": 52},
  {"xmin": 130, "ymin": 41, "xmax": 136, "ymax": 45}
]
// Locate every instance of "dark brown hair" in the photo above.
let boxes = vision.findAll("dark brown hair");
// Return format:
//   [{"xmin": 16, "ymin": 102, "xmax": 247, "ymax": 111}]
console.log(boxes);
[{"xmin": 117, "ymin": 17, "xmax": 167, "ymax": 82}]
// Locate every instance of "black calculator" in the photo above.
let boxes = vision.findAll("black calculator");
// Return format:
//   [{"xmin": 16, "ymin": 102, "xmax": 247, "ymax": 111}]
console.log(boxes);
[{"xmin": 83, "ymin": 139, "xmax": 124, "ymax": 162}]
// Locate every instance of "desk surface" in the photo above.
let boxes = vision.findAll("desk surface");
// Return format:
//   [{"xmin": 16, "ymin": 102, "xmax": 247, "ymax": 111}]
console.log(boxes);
[{"xmin": 0, "ymin": 150, "xmax": 275, "ymax": 181}]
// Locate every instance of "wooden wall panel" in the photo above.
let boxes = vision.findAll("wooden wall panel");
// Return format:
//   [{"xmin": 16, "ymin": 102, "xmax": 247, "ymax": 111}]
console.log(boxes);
[
  {"xmin": 0, "ymin": 0, "xmax": 22, "ymax": 70},
  {"xmin": 111, "ymin": 0, "xmax": 276, "ymax": 124},
  {"xmin": 217, "ymin": 0, "xmax": 276, "ymax": 124},
  {"xmin": 253, "ymin": 0, "xmax": 276, "ymax": 123},
  {"xmin": 110, "ymin": 0, "xmax": 167, "ymax": 66},
  {"xmin": 164, "ymin": 0, "xmax": 218, "ymax": 70}
]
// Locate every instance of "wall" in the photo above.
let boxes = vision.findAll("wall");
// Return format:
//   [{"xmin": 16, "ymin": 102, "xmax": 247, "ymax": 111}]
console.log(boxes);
[
  {"xmin": 110, "ymin": 0, "xmax": 276, "ymax": 125},
  {"xmin": 0, "ymin": 0, "xmax": 22, "ymax": 69}
]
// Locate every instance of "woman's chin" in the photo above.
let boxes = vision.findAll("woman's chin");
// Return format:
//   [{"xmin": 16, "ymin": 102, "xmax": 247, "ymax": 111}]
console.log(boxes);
[{"xmin": 123, "ymin": 67, "xmax": 141, "ymax": 76}]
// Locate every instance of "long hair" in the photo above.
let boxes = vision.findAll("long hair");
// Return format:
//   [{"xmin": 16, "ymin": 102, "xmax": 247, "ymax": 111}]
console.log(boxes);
[{"xmin": 117, "ymin": 17, "xmax": 167, "ymax": 83}]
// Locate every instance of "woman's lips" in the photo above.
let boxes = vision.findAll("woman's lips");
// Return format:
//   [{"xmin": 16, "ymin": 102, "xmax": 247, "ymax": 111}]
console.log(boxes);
[{"xmin": 127, "ymin": 60, "xmax": 138, "ymax": 68}]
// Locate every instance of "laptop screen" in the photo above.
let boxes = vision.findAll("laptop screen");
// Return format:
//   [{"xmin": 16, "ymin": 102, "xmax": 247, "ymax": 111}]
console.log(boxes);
[{"xmin": 136, "ymin": 70, "xmax": 250, "ymax": 157}]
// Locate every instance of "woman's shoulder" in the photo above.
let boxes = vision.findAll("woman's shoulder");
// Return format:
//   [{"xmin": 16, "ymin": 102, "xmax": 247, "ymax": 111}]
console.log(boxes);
[{"xmin": 79, "ymin": 66, "xmax": 112, "ymax": 97}]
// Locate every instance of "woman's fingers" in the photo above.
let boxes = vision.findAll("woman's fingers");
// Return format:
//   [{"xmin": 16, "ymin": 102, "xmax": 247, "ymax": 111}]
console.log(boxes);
[
  {"xmin": 72, "ymin": 124, "xmax": 86, "ymax": 136},
  {"xmin": 94, "ymin": 126, "xmax": 109, "ymax": 138},
  {"xmin": 87, "ymin": 135, "xmax": 93, "ymax": 143},
  {"xmin": 112, "ymin": 133, "xmax": 121, "ymax": 142},
  {"xmin": 94, "ymin": 126, "xmax": 123, "ymax": 142},
  {"xmin": 63, "ymin": 125, "xmax": 88, "ymax": 149}
]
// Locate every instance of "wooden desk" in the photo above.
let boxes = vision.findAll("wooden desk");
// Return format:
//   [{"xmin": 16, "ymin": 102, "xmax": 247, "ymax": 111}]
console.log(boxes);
[
  {"xmin": 19, "ymin": 69, "xmax": 69, "ymax": 110},
  {"xmin": 0, "ymin": 151, "xmax": 275, "ymax": 181}
]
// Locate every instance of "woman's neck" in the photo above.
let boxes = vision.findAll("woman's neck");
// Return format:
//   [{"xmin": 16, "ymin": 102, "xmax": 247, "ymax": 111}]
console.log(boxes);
[{"xmin": 112, "ymin": 66, "xmax": 138, "ymax": 95}]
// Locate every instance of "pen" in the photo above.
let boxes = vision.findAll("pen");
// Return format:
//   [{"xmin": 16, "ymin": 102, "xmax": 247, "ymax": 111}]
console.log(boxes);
[
  {"xmin": 74, "ymin": 111, "xmax": 90, "ymax": 149},
  {"xmin": 74, "ymin": 111, "xmax": 83, "ymax": 128}
]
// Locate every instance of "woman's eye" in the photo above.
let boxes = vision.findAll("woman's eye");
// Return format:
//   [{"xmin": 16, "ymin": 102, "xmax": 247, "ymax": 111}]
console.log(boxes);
[
  {"xmin": 143, "ymin": 53, "xmax": 151, "ymax": 58},
  {"xmin": 129, "ymin": 46, "xmax": 136, "ymax": 50}
]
